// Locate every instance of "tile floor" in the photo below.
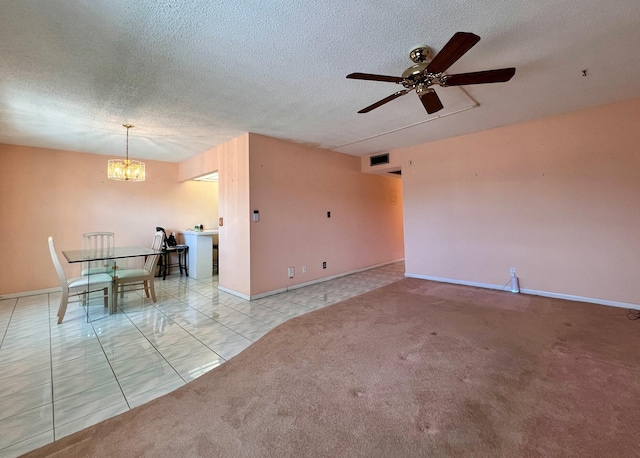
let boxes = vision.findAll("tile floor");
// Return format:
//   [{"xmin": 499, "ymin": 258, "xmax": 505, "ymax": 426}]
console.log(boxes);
[{"xmin": 0, "ymin": 262, "xmax": 405, "ymax": 457}]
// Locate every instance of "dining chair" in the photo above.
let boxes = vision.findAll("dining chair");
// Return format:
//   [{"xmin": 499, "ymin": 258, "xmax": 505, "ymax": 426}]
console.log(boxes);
[
  {"xmin": 112, "ymin": 230, "xmax": 164, "ymax": 311},
  {"xmin": 48, "ymin": 236, "xmax": 113, "ymax": 324},
  {"xmin": 82, "ymin": 232, "xmax": 115, "ymax": 275}
]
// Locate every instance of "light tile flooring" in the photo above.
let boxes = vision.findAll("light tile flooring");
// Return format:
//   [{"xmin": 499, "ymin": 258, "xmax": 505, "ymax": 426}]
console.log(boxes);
[{"xmin": 0, "ymin": 262, "xmax": 404, "ymax": 457}]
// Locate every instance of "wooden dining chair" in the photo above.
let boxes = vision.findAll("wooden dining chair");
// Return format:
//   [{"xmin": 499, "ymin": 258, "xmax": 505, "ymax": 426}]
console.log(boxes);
[
  {"xmin": 48, "ymin": 236, "xmax": 113, "ymax": 324},
  {"xmin": 81, "ymin": 232, "xmax": 115, "ymax": 275},
  {"xmin": 112, "ymin": 230, "xmax": 164, "ymax": 311}
]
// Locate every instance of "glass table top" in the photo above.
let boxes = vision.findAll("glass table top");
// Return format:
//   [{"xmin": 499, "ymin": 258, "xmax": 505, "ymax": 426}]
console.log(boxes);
[{"xmin": 62, "ymin": 246, "xmax": 160, "ymax": 263}]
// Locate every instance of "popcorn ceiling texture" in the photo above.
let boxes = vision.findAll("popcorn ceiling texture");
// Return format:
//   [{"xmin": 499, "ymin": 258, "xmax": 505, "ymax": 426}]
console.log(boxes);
[{"xmin": 1, "ymin": 0, "xmax": 639, "ymax": 161}]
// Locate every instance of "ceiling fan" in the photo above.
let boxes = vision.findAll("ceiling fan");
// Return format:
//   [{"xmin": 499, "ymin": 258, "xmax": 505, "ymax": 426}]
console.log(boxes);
[{"xmin": 347, "ymin": 32, "xmax": 516, "ymax": 115}]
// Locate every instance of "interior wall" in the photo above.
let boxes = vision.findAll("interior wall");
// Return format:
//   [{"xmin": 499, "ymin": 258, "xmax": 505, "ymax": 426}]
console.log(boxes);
[
  {"xmin": 397, "ymin": 97, "xmax": 640, "ymax": 306},
  {"xmin": 216, "ymin": 134, "xmax": 251, "ymax": 296},
  {"xmin": 248, "ymin": 133, "xmax": 404, "ymax": 296},
  {"xmin": 0, "ymin": 144, "xmax": 217, "ymax": 296},
  {"xmin": 178, "ymin": 143, "xmax": 220, "ymax": 182}
]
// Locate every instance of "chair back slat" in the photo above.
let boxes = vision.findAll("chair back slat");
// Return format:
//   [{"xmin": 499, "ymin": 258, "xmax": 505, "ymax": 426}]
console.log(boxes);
[
  {"xmin": 83, "ymin": 232, "xmax": 115, "ymax": 256},
  {"xmin": 143, "ymin": 231, "xmax": 164, "ymax": 272},
  {"xmin": 82, "ymin": 232, "xmax": 115, "ymax": 273}
]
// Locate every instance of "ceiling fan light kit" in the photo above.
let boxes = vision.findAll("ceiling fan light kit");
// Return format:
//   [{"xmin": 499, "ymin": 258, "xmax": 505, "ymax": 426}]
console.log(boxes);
[{"xmin": 347, "ymin": 32, "xmax": 516, "ymax": 115}]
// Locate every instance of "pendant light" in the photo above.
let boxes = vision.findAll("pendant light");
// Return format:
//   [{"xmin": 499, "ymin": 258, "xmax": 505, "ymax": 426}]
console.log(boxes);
[{"xmin": 107, "ymin": 124, "xmax": 145, "ymax": 181}]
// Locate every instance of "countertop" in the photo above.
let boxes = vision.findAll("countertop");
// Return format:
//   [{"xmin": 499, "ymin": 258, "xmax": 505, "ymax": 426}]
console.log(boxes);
[{"xmin": 179, "ymin": 229, "xmax": 219, "ymax": 236}]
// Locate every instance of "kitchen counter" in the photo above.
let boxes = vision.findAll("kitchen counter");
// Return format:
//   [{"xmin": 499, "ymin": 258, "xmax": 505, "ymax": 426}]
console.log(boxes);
[
  {"xmin": 179, "ymin": 230, "xmax": 219, "ymax": 279},
  {"xmin": 179, "ymin": 229, "xmax": 219, "ymax": 236}
]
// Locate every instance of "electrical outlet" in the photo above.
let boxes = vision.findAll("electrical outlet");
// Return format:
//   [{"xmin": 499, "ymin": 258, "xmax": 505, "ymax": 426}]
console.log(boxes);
[
  {"xmin": 322, "ymin": 261, "xmax": 327, "ymax": 269},
  {"xmin": 302, "ymin": 266, "xmax": 307, "ymax": 273},
  {"xmin": 288, "ymin": 267, "xmax": 294, "ymax": 278},
  {"xmin": 510, "ymin": 267, "xmax": 516, "ymax": 276}
]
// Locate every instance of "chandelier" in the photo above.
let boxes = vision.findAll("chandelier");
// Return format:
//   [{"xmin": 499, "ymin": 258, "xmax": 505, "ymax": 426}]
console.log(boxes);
[{"xmin": 107, "ymin": 124, "xmax": 145, "ymax": 182}]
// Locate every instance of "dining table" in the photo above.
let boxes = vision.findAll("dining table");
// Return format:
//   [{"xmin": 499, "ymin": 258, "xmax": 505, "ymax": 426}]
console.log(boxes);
[{"xmin": 62, "ymin": 245, "xmax": 160, "ymax": 318}]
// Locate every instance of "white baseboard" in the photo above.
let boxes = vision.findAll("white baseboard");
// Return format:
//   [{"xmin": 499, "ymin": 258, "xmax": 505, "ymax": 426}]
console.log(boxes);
[
  {"xmin": 2, "ymin": 260, "xmax": 405, "ymax": 303},
  {"xmin": 248, "ymin": 287, "xmax": 288, "ymax": 301},
  {"xmin": 519, "ymin": 287, "xmax": 640, "ymax": 311},
  {"xmin": 405, "ymin": 273, "xmax": 507, "ymax": 292},
  {"xmin": 219, "ymin": 259, "xmax": 406, "ymax": 301},
  {"xmin": 404, "ymin": 272, "xmax": 640, "ymax": 311},
  {"xmin": 217, "ymin": 286, "xmax": 251, "ymax": 301},
  {"xmin": 0, "ymin": 287, "xmax": 60, "ymax": 300}
]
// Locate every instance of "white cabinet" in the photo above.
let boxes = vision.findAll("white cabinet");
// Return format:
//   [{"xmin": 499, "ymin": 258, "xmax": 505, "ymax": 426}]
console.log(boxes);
[{"xmin": 180, "ymin": 230, "xmax": 218, "ymax": 280}]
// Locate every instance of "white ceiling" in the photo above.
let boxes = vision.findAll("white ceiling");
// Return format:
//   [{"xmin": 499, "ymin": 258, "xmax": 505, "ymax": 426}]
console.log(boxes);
[{"xmin": 1, "ymin": 1, "xmax": 639, "ymax": 163}]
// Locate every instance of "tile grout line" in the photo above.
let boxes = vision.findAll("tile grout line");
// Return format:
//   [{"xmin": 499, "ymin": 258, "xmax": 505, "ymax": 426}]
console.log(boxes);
[
  {"xmin": 91, "ymin": 298, "xmax": 149, "ymax": 412},
  {"xmin": 0, "ymin": 295, "xmax": 55, "ymax": 452},
  {"xmin": 121, "ymin": 292, "xmax": 227, "ymax": 384},
  {"xmin": 0, "ymin": 297, "xmax": 18, "ymax": 349},
  {"xmin": 48, "ymin": 293, "xmax": 57, "ymax": 442},
  {"xmin": 119, "ymin": 301, "xmax": 189, "ymax": 385}
]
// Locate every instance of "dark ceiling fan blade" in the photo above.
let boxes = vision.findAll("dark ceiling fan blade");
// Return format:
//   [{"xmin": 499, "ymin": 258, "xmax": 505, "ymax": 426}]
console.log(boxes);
[
  {"xmin": 427, "ymin": 32, "xmax": 481, "ymax": 74},
  {"xmin": 347, "ymin": 72, "xmax": 404, "ymax": 83},
  {"xmin": 418, "ymin": 89, "xmax": 444, "ymax": 114},
  {"xmin": 443, "ymin": 67, "xmax": 516, "ymax": 86},
  {"xmin": 357, "ymin": 89, "xmax": 410, "ymax": 113}
]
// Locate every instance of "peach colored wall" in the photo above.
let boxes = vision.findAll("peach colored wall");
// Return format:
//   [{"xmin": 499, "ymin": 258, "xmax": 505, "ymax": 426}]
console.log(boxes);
[
  {"xmin": 216, "ymin": 134, "xmax": 251, "ymax": 296},
  {"xmin": 397, "ymin": 97, "xmax": 640, "ymax": 305},
  {"xmin": 248, "ymin": 134, "xmax": 404, "ymax": 296},
  {"xmin": 178, "ymin": 144, "xmax": 220, "ymax": 182},
  {"xmin": 0, "ymin": 144, "xmax": 217, "ymax": 296}
]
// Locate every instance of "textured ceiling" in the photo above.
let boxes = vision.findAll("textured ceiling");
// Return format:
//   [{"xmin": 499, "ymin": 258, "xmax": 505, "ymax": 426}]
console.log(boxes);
[{"xmin": 1, "ymin": 0, "xmax": 639, "ymax": 162}]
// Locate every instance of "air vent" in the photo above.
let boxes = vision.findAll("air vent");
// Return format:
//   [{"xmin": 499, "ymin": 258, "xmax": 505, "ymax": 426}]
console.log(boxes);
[{"xmin": 370, "ymin": 153, "xmax": 389, "ymax": 166}]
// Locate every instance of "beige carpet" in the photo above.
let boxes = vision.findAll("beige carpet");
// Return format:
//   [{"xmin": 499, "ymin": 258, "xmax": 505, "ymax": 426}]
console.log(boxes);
[{"xmin": 27, "ymin": 279, "xmax": 640, "ymax": 457}]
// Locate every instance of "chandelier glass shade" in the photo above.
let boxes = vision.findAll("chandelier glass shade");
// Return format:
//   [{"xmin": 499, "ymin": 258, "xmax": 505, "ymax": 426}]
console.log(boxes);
[{"xmin": 108, "ymin": 124, "xmax": 145, "ymax": 182}]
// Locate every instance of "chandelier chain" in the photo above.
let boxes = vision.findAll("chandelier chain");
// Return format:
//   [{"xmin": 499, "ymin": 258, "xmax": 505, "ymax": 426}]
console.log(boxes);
[{"xmin": 123, "ymin": 123, "xmax": 133, "ymax": 162}]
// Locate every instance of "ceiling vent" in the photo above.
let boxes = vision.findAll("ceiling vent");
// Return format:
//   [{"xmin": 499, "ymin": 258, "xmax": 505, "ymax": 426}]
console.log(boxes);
[{"xmin": 370, "ymin": 153, "xmax": 390, "ymax": 166}]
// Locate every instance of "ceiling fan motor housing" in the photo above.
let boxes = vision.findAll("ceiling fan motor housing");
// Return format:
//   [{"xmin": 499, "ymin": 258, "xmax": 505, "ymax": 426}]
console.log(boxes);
[
  {"xmin": 409, "ymin": 46, "xmax": 432, "ymax": 63},
  {"xmin": 402, "ymin": 62, "xmax": 431, "ymax": 88}
]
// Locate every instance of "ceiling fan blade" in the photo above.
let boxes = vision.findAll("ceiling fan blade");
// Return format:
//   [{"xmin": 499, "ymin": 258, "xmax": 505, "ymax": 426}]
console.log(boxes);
[
  {"xmin": 419, "ymin": 89, "xmax": 444, "ymax": 114},
  {"xmin": 357, "ymin": 89, "xmax": 410, "ymax": 113},
  {"xmin": 443, "ymin": 67, "xmax": 516, "ymax": 86},
  {"xmin": 427, "ymin": 32, "xmax": 481, "ymax": 74},
  {"xmin": 347, "ymin": 72, "xmax": 404, "ymax": 83}
]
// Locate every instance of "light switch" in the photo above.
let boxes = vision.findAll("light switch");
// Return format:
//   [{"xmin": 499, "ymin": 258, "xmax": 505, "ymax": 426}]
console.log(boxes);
[{"xmin": 253, "ymin": 210, "xmax": 260, "ymax": 222}]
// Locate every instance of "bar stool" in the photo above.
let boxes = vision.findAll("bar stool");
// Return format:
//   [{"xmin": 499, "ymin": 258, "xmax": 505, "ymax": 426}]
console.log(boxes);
[
  {"xmin": 212, "ymin": 242, "xmax": 218, "ymax": 274},
  {"xmin": 159, "ymin": 245, "xmax": 189, "ymax": 280}
]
